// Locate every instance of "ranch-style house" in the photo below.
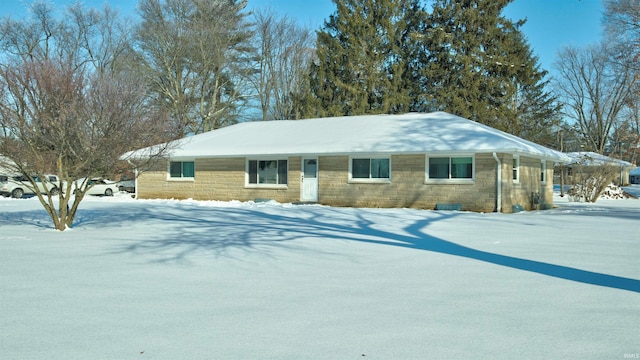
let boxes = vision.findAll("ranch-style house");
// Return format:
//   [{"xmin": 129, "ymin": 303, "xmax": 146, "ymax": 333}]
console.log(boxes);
[{"xmin": 126, "ymin": 112, "xmax": 569, "ymax": 212}]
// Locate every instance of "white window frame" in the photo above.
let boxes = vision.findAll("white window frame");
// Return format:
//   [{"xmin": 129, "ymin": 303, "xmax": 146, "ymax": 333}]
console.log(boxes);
[
  {"xmin": 348, "ymin": 156, "xmax": 391, "ymax": 183},
  {"xmin": 425, "ymin": 154, "xmax": 475, "ymax": 184},
  {"xmin": 540, "ymin": 160, "xmax": 547, "ymax": 184},
  {"xmin": 245, "ymin": 158, "xmax": 289, "ymax": 189},
  {"xmin": 512, "ymin": 155, "xmax": 520, "ymax": 183},
  {"xmin": 167, "ymin": 159, "xmax": 195, "ymax": 182}
]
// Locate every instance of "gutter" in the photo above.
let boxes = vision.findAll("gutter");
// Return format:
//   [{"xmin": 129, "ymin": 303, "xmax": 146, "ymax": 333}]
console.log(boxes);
[{"xmin": 493, "ymin": 152, "xmax": 502, "ymax": 212}]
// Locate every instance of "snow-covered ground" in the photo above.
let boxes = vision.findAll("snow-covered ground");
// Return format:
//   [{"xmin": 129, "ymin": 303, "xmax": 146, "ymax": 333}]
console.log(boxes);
[
  {"xmin": 624, "ymin": 184, "xmax": 640, "ymax": 198},
  {"xmin": 1, "ymin": 191, "xmax": 638, "ymax": 359}
]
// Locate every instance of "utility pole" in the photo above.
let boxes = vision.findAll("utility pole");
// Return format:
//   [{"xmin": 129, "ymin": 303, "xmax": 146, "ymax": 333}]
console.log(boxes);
[{"xmin": 559, "ymin": 129, "xmax": 565, "ymax": 197}]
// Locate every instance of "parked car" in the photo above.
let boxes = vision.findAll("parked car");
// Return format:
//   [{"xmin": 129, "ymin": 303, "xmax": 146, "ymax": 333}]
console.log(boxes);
[
  {"xmin": 0, "ymin": 174, "xmax": 62, "ymax": 198},
  {"xmin": 117, "ymin": 180, "xmax": 135, "ymax": 194},
  {"xmin": 72, "ymin": 178, "xmax": 119, "ymax": 196}
]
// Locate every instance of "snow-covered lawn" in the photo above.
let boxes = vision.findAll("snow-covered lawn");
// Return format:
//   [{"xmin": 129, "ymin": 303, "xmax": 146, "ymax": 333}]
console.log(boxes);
[{"xmin": 1, "ymin": 192, "xmax": 638, "ymax": 359}]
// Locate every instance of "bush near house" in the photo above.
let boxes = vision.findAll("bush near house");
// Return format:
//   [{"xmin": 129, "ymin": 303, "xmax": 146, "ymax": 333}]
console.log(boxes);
[{"xmin": 567, "ymin": 164, "xmax": 620, "ymax": 202}]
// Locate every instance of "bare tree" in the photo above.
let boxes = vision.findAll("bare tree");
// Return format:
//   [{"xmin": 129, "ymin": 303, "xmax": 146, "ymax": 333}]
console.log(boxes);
[
  {"xmin": 604, "ymin": 0, "xmax": 640, "ymax": 163},
  {"xmin": 554, "ymin": 44, "xmax": 635, "ymax": 154},
  {"xmin": 251, "ymin": 9, "xmax": 315, "ymax": 120},
  {"xmin": 0, "ymin": 2, "xmax": 137, "ymax": 75},
  {"xmin": 0, "ymin": 2, "xmax": 173, "ymax": 231},
  {"xmin": 136, "ymin": 0, "xmax": 254, "ymax": 135},
  {"xmin": 604, "ymin": 0, "xmax": 640, "ymax": 72},
  {"xmin": 608, "ymin": 100, "xmax": 640, "ymax": 163}
]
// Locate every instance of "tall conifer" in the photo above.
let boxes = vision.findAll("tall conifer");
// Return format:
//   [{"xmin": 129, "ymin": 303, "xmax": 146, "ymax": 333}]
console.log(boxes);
[
  {"xmin": 302, "ymin": 0, "xmax": 560, "ymax": 145},
  {"xmin": 420, "ymin": 0, "xmax": 560, "ymax": 140},
  {"xmin": 304, "ymin": 0, "xmax": 422, "ymax": 117}
]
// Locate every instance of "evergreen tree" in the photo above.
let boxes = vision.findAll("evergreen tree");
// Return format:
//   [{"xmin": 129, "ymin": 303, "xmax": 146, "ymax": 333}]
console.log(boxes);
[
  {"xmin": 303, "ymin": 0, "xmax": 422, "ymax": 117},
  {"xmin": 499, "ymin": 29, "xmax": 562, "ymax": 146},
  {"xmin": 301, "ymin": 0, "xmax": 560, "ymax": 145},
  {"xmin": 418, "ymin": 0, "xmax": 561, "ymax": 142}
]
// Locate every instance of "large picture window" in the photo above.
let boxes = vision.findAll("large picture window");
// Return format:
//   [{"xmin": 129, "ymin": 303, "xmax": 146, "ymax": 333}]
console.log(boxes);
[
  {"xmin": 248, "ymin": 160, "xmax": 288, "ymax": 185},
  {"xmin": 351, "ymin": 158, "xmax": 390, "ymax": 180},
  {"xmin": 169, "ymin": 161, "xmax": 195, "ymax": 179},
  {"xmin": 427, "ymin": 156, "xmax": 473, "ymax": 180}
]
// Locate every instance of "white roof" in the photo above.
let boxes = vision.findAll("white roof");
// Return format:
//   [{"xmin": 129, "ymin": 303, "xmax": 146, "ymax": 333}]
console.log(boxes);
[
  {"xmin": 566, "ymin": 152, "xmax": 633, "ymax": 167},
  {"xmin": 128, "ymin": 112, "xmax": 569, "ymax": 162},
  {"xmin": 0, "ymin": 155, "xmax": 18, "ymax": 175}
]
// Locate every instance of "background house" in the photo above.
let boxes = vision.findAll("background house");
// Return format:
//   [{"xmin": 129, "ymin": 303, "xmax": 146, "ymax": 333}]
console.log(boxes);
[
  {"xmin": 560, "ymin": 152, "xmax": 634, "ymax": 186},
  {"xmin": 126, "ymin": 112, "xmax": 569, "ymax": 212},
  {"xmin": 630, "ymin": 167, "xmax": 640, "ymax": 184}
]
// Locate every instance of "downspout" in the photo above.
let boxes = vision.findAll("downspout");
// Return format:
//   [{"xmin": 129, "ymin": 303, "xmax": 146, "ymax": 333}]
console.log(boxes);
[{"xmin": 493, "ymin": 152, "xmax": 502, "ymax": 213}]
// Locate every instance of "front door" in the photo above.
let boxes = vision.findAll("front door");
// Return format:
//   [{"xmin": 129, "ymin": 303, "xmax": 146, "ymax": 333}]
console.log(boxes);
[{"xmin": 301, "ymin": 158, "xmax": 318, "ymax": 202}]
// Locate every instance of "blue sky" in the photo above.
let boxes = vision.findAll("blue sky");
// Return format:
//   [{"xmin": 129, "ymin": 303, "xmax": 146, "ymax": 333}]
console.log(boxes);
[{"xmin": 0, "ymin": 0, "xmax": 604, "ymax": 75}]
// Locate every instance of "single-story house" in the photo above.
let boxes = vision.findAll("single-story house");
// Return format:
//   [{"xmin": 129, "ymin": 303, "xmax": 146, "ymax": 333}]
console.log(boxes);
[
  {"xmin": 560, "ymin": 152, "xmax": 634, "ymax": 186},
  {"xmin": 124, "ymin": 112, "xmax": 569, "ymax": 213}
]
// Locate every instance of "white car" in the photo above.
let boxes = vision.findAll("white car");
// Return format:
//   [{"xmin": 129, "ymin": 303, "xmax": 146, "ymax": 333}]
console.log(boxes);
[
  {"xmin": 72, "ymin": 178, "xmax": 119, "ymax": 196},
  {"xmin": 0, "ymin": 174, "xmax": 62, "ymax": 198}
]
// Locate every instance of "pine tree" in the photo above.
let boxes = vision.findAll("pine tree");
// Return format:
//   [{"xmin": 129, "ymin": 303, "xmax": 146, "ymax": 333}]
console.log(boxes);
[
  {"xmin": 301, "ymin": 0, "xmax": 561, "ymax": 145},
  {"xmin": 419, "ymin": 0, "xmax": 561, "ymax": 141},
  {"xmin": 303, "ymin": 0, "xmax": 422, "ymax": 118}
]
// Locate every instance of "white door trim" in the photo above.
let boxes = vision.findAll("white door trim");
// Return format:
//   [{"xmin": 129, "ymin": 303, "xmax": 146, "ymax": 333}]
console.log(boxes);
[{"xmin": 301, "ymin": 157, "xmax": 318, "ymax": 202}]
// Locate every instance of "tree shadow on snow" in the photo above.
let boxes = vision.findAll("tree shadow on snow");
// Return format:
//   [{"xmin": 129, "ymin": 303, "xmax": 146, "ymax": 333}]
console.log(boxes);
[
  {"xmin": 0, "ymin": 209, "xmax": 59, "ymax": 229},
  {"xmin": 98, "ymin": 202, "xmax": 640, "ymax": 294},
  {"xmin": 2, "ymin": 200, "xmax": 636, "ymax": 293}
]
